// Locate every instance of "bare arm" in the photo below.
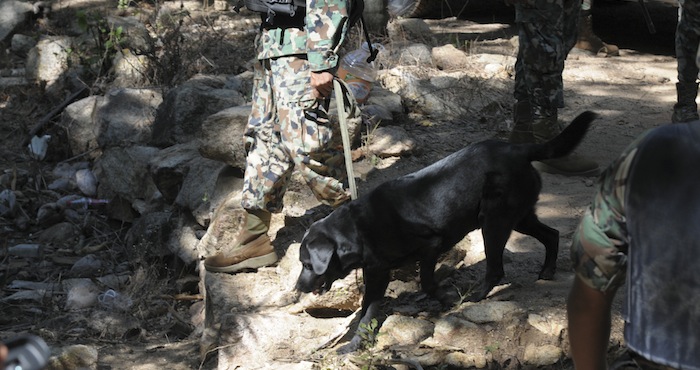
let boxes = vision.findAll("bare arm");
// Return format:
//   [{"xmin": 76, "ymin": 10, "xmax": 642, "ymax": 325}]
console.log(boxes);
[{"xmin": 567, "ymin": 275, "xmax": 618, "ymax": 370}]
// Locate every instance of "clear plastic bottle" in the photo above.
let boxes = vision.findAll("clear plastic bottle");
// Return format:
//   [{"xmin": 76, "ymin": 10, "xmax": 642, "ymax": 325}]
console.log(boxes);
[{"xmin": 337, "ymin": 43, "xmax": 383, "ymax": 104}]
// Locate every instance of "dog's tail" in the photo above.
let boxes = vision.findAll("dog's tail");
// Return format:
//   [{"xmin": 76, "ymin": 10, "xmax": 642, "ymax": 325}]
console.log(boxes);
[{"xmin": 525, "ymin": 110, "xmax": 598, "ymax": 162}]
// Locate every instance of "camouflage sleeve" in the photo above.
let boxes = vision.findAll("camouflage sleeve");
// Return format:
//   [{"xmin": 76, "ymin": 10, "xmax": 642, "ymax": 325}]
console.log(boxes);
[
  {"xmin": 305, "ymin": 0, "xmax": 350, "ymax": 72},
  {"xmin": 569, "ymin": 133, "xmax": 648, "ymax": 292}
]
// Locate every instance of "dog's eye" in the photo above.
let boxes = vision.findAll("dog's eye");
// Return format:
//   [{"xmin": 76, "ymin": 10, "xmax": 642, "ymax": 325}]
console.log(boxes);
[{"xmin": 303, "ymin": 263, "xmax": 313, "ymax": 271}]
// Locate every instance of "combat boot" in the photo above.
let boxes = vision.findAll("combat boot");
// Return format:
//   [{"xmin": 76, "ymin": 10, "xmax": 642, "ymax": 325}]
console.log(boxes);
[
  {"xmin": 204, "ymin": 209, "xmax": 278, "ymax": 273},
  {"xmin": 574, "ymin": 11, "xmax": 619, "ymax": 57},
  {"xmin": 530, "ymin": 107, "xmax": 600, "ymax": 177},
  {"xmin": 672, "ymin": 82, "xmax": 699, "ymax": 123},
  {"xmin": 509, "ymin": 100, "xmax": 534, "ymax": 144}
]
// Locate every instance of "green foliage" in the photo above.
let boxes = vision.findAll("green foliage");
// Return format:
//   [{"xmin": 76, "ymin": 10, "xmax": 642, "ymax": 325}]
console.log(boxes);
[
  {"xmin": 73, "ymin": 10, "xmax": 125, "ymax": 82},
  {"xmin": 485, "ymin": 342, "xmax": 500, "ymax": 354},
  {"xmin": 358, "ymin": 318, "xmax": 380, "ymax": 349}
]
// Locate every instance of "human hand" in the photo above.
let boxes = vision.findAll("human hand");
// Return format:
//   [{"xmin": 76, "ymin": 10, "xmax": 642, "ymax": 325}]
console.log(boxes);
[
  {"xmin": 310, "ymin": 71, "xmax": 334, "ymax": 99},
  {"xmin": 0, "ymin": 343, "xmax": 7, "ymax": 366}
]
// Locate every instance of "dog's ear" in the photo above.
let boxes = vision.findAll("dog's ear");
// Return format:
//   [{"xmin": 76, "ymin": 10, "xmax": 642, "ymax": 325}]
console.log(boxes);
[{"xmin": 304, "ymin": 231, "xmax": 335, "ymax": 276}]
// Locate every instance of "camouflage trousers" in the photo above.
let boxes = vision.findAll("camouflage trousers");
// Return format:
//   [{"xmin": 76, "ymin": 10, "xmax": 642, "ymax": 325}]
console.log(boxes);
[
  {"xmin": 241, "ymin": 56, "xmax": 351, "ymax": 213},
  {"xmin": 513, "ymin": 0, "xmax": 580, "ymax": 109},
  {"xmin": 676, "ymin": 0, "xmax": 700, "ymax": 82}
]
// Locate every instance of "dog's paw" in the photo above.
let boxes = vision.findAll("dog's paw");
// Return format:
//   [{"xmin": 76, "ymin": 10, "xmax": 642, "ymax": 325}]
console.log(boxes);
[
  {"xmin": 336, "ymin": 338, "xmax": 361, "ymax": 354},
  {"xmin": 538, "ymin": 266, "xmax": 556, "ymax": 280}
]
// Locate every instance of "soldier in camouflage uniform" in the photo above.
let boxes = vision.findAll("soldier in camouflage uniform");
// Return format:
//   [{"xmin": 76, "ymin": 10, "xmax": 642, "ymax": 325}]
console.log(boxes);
[
  {"xmin": 567, "ymin": 122, "xmax": 700, "ymax": 370},
  {"xmin": 509, "ymin": 0, "xmax": 600, "ymax": 176},
  {"xmin": 205, "ymin": 0, "xmax": 356, "ymax": 273},
  {"xmin": 673, "ymin": 0, "xmax": 700, "ymax": 122}
]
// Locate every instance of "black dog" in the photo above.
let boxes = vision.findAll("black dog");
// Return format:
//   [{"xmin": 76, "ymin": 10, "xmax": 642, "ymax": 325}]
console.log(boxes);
[{"xmin": 295, "ymin": 111, "xmax": 597, "ymax": 353}]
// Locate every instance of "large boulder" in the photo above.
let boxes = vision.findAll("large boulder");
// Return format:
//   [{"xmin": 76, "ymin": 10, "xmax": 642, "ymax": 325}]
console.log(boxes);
[{"xmin": 151, "ymin": 75, "xmax": 248, "ymax": 147}]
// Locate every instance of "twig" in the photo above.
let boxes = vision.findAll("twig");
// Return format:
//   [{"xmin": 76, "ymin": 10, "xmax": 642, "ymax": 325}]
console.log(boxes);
[{"xmin": 24, "ymin": 87, "xmax": 89, "ymax": 146}]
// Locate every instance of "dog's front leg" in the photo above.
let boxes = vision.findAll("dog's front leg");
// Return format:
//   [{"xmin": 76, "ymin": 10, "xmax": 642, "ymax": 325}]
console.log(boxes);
[
  {"xmin": 337, "ymin": 268, "xmax": 390, "ymax": 354},
  {"xmin": 419, "ymin": 253, "xmax": 439, "ymax": 294},
  {"xmin": 469, "ymin": 221, "xmax": 510, "ymax": 302}
]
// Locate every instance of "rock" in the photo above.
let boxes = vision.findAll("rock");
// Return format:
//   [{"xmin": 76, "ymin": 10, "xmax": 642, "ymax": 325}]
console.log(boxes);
[
  {"xmin": 47, "ymin": 344, "xmax": 99, "ymax": 370},
  {"xmin": 87, "ymin": 310, "xmax": 141, "ymax": 338},
  {"xmin": 376, "ymin": 315, "xmax": 434, "ymax": 349},
  {"xmin": 424, "ymin": 314, "xmax": 487, "ymax": 350},
  {"xmin": 213, "ymin": 311, "xmax": 343, "ymax": 370},
  {"xmin": 60, "ymin": 95, "xmax": 106, "ymax": 158},
  {"xmin": 25, "ymin": 36, "xmax": 73, "ymax": 91},
  {"xmin": 523, "ymin": 344, "xmax": 563, "ymax": 366},
  {"xmin": 105, "ymin": 15, "xmax": 154, "ymax": 53},
  {"xmin": 69, "ymin": 254, "xmax": 103, "ymax": 278},
  {"xmin": 196, "ymin": 105, "xmax": 250, "ymax": 169},
  {"xmin": 151, "ymin": 75, "xmax": 247, "ymax": 147},
  {"xmin": 110, "ymin": 49, "xmax": 151, "ymax": 88},
  {"xmin": 397, "ymin": 43, "xmax": 433, "ymax": 67},
  {"xmin": 460, "ymin": 301, "xmax": 523, "ymax": 324},
  {"xmin": 432, "ymin": 44, "xmax": 470, "ymax": 70},
  {"xmin": 37, "ymin": 222, "xmax": 80, "ymax": 245},
  {"xmin": 387, "ymin": 18, "xmax": 434, "ymax": 43},
  {"xmin": 444, "ymin": 351, "xmax": 491, "ymax": 369},
  {"xmin": 365, "ymin": 86, "xmax": 404, "ymax": 115},
  {"xmin": 527, "ymin": 313, "xmax": 566, "ymax": 337},
  {"xmin": 64, "ymin": 279, "xmax": 99, "ymax": 310},
  {"xmin": 93, "ymin": 145, "xmax": 161, "ymax": 211},
  {"xmin": 0, "ymin": 0, "xmax": 36, "ymax": 42},
  {"xmin": 366, "ymin": 125, "xmax": 416, "ymax": 157},
  {"xmin": 10, "ymin": 33, "xmax": 36, "ymax": 56},
  {"xmin": 96, "ymin": 88, "xmax": 163, "ymax": 148},
  {"xmin": 124, "ymin": 211, "xmax": 174, "ymax": 258}
]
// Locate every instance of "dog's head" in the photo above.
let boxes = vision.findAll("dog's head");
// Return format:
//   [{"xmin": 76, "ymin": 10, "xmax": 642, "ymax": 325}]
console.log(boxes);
[{"xmin": 295, "ymin": 210, "xmax": 362, "ymax": 295}]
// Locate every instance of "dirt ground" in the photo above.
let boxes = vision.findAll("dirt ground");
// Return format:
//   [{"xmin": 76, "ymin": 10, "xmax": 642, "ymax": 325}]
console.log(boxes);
[{"xmin": 0, "ymin": 0, "xmax": 686, "ymax": 368}]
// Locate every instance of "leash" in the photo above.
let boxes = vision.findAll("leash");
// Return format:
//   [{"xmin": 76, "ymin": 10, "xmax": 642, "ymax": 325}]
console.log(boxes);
[{"xmin": 333, "ymin": 78, "xmax": 358, "ymax": 200}]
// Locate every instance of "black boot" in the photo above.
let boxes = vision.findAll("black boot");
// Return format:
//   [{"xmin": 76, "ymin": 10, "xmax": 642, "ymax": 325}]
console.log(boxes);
[{"xmin": 672, "ymin": 82, "xmax": 699, "ymax": 123}]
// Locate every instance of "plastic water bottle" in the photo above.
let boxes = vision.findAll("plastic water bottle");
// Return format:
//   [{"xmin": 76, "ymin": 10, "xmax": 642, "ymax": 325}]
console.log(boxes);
[{"xmin": 337, "ymin": 43, "xmax": 383, "ymax": 104}]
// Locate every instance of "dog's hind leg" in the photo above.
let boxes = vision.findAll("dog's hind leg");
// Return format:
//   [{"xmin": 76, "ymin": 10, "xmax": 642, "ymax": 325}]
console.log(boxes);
[
  {"xmin": 337, "ymin": 269, "xmax": 390, "ymax": 354},
  {"xmin": 513, "ymin": 212, "xmax": 559, "ymax": 280}
]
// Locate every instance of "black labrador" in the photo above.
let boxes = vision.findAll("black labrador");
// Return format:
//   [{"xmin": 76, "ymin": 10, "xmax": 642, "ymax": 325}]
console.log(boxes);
[{"xmin": 295, "ymin": 111, "xmax": 597, "ymax": 353}]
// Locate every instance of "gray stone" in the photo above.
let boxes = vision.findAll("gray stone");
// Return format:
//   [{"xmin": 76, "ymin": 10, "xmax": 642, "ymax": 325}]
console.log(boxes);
[
  {"xmin": 523, "ymin": 344, "xmax": 562, "ymax": 366},
  {"xmin": 96, "ymin": 88, "xmax": 163, "ymax": 148},
  {"xmin": 460, "ymin": 301, "xmax": 523, "ymax": 324},
  {"xmin": 376, "ymin": 315, "xmax": 434, "ymax": 349},
  {"xmin": 527, "ymin": 313, "xmax": 566, "ymax": 337},
  {"xmin": 151, "ymin": 75, "xmax": 246, "ymax": 147},
  {"xmin": 94, "ymin": 145, "xmax": 161, "ymax": 210},
  {"xmin": 25, "ymin": 35, "xmax": 73, "ymax": 89},
  {"xmin": 196, "ymin": 105, "xmax": 250, "ymax": 169},
  {"xmin": 60, "ymin": 95, "xmax": 105, "ymax": 158},
  {"xmin": 432, "ymin": 44, "xmax": 470, "ymax": 70},
  {"xmin": 111, "ymin": 50, "xmax": 152, "ymax": 88},
  {"xmin": 0, "ymin": 0, "xmax": 36, "ymax": 41},
  {"xmin": 10, "ymin": 33, "xmax": 36, "ymax": 56},
  {"xmin": 366, "ymin": 125, "xmax": 416, "ymax": 158},
  {"xmin": 397, "ymin": 43, "xmax": 433, "ymax": 67}
]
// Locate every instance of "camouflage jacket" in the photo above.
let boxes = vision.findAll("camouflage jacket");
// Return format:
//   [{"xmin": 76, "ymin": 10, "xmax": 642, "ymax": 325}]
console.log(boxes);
[{"xmin": 255, "ymin": 0, "xmax": 351, "ymax": 72}]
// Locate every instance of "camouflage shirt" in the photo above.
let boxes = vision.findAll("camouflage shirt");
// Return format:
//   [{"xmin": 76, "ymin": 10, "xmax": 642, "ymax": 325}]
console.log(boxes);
[
  {"xmin": 254, "ymin": 0, "xmax": 351, "ymax": 72},
  {"xmin": 570, "ymin": 131, "xmax": 650, "ymax": 292}
]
